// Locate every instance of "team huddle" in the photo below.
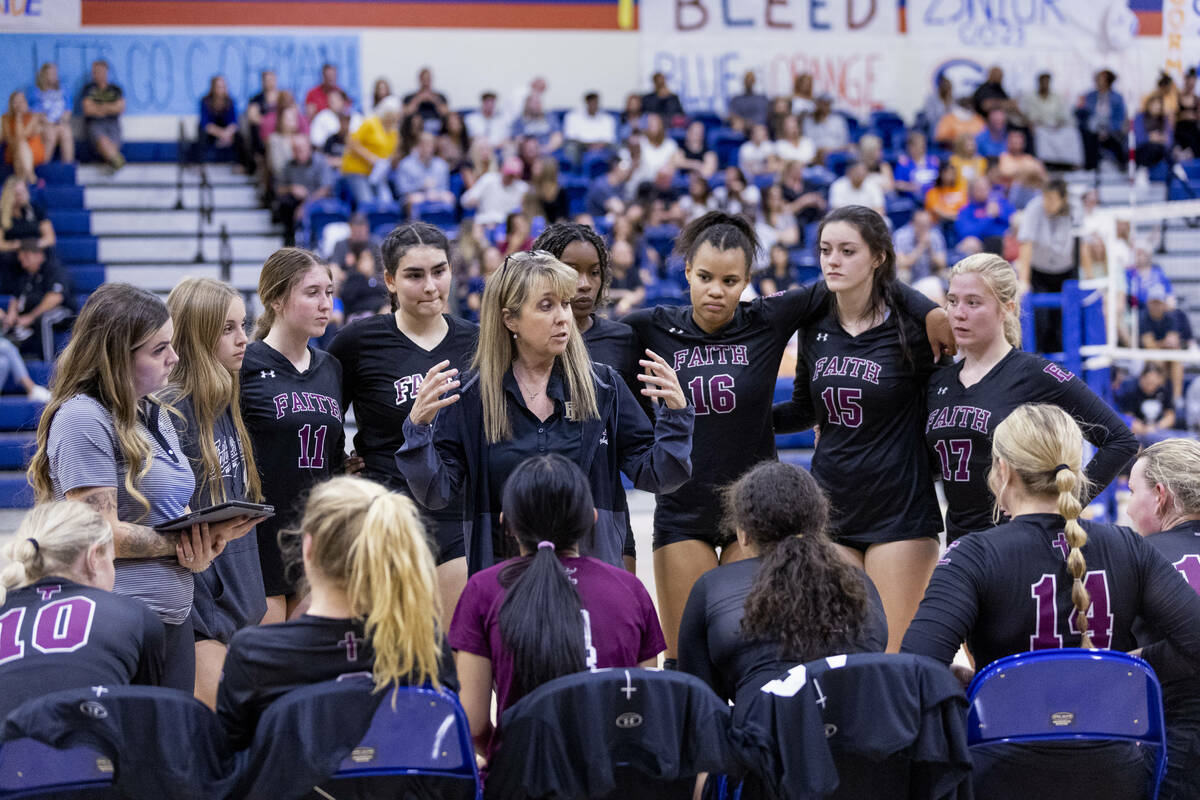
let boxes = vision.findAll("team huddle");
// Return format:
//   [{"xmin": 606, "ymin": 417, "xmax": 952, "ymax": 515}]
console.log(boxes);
[{"xmin": 2, "ymin": 206, "xmax": 1200, "ymax": 798}]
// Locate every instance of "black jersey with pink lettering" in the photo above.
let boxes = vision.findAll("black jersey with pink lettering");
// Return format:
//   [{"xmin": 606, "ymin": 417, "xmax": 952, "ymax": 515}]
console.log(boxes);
[
  {"xmin": 240, "ymin": 341, "xmax": 345, "ymax": 592},
  {"xmin": 328, "ymin": 313, "xmax": 477, "ymax": 491},
  {"xmin": 925, "ymin": 349, "xmax": 1137, "ymax": 541},
  {"xmin": 624, "ymin": 287, "xmax": 830, "ymax": 542},
  {"xmin": 800, "ymin": 310, "xmax": 942, "ymax": 546},
  {"xmin": 901, "ymin": 514, "xmax": 1200, "ymax": 680},
  {"xmin": 0, "ymin": 578, "xmax": 165, "ymax": 720}
]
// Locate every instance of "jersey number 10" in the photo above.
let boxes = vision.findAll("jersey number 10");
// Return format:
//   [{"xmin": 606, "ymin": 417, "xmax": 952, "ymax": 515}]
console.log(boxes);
[
  {"xmin": 0, "ymin": 597, "xmax": 97, "ymax": 665},
  {"xmin": 1030, "ymin": 571, "xmax": 1114, "ymax": 650}
]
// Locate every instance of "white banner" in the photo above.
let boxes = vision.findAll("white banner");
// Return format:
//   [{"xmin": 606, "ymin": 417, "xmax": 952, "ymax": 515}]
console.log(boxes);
[
  {"xmin": 1162, "ymin": 0, "xmax": 1200, "ymax": 79},
  {"xmin": 906, "ymin": 0, "xmax": 1141, "ymax": 52},
  {"xmin": 0, "ymin": 0, "xmax": 81, "ymax": 31}
]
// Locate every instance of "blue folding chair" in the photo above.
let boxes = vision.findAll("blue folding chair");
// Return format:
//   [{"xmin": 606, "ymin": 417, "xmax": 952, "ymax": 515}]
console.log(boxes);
[
  {"xmin": 966, "ymin": 648, "xmax": 1167, "ymax": 800},
  {"xmin": 0, "ymin": 738, "xmax": 115, "ymax": 798}
]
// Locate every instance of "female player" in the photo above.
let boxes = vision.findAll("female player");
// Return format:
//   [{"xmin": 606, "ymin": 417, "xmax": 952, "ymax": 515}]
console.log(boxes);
[
  {"xmin": 533, "ymin": 221, "xmax": 643, "ymax": 571},
  {"xmin": 0, "ymin": 501, "xmax": 165, "ymax": 719},
  {"xmin": 450, "ymin": 454, "xmax": 663, "ymax": 758},
  {"xmin": 677, "ymin": 461, "xmax": 887, "ymax": 705},
  {"xmin": 164, "ymin": 277, "xmax": 268, "ymax": 709},
  {"xmin": 241, "ymin": 248, "xmax": 346, "ymax": 623},
  {"xmin": 902, "ymin": 404, "xmax": 1200, "ymax": 799},
  {"xmin": 926, "ymin": 254, "xmax": 1137, "ymax": 541},
  {"xmin": 1127, "ymin": 440, "xmax": 1200, "ymax": 800},
  {"xmin": 329, "ymin": 222, "xmax": 477, "ymax": 616},
  {"xmin": 29, "ymin": 283, "xmax": 245, "ymax": 690},
  {"xmin": 633, "ymin": 209, "xmax": 946, "ymax": 662},
  {"xmin": 217, "ymin": 476, "xmax": 454, "ymax": 750},
  {"xmin": 397, "ymin": 251, "xmax": 693, "ymax": 572}
]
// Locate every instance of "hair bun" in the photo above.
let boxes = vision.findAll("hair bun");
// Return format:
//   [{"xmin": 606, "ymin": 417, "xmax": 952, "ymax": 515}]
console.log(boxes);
[{"xmin": 1054, "ymin": 463, "xmax": 1071, "ymax": 474}]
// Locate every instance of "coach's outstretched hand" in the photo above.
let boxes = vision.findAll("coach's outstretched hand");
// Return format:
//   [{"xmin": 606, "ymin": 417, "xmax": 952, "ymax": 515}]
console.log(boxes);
[
  {"xmin": 177, "ymin": 522, "xmax": 226, "ymax": 573},
  {"xmin": 925, "ymin": 307, "xmax": 956, "ymax": 360},
  {"xmin": 409, "ymin": 359, "xmax": 461, "ymax": 426},
  {"xmin": 637, "ymin": 349, "xmax": 688, "ymax": 410}
]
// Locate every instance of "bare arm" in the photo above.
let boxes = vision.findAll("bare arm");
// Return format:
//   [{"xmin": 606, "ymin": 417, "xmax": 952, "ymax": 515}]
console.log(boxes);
[
  {"xmin": 17, "ymin": 291, "xmax": 63, "ymax": 327},
  {"xmin": 1015, "ymin": 240, "xmax": 1033, "ymax": 288},
  {"xmin": 453, "ymin": 650, "xmax": 494, "ymax": 754},
  {"xmin": 66, "ymin": 486, "xmax": 175, "ymax": 558},
  {"xmin": 38, "ymin": 219, "xmax": 55, "ymax": 249}
]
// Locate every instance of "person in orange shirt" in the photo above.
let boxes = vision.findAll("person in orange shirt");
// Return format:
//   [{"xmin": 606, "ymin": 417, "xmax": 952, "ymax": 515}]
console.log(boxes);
[
  {"xmin": 341, "ymin": 95, "xmax": 401, "ymax": 207},
  {"xmin": 2, "ymin": 92, "xmax": 46, "ymax": 184},
  {"xmin": 934, "ymin": 97, "xmax": 984, "ymax": 148},
  {"xmin": 948, "ymin": 133, "xmax": 987, "ymax": 187},
  {"xmin": 925, "ymin": 162, "xmax": 967, "ymax": 242}
]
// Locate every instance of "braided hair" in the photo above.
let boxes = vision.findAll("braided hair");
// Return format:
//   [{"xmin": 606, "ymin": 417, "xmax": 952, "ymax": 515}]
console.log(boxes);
[{"xmin": 533, "ymin": 222, "xmax": 612, "ymax": 306}]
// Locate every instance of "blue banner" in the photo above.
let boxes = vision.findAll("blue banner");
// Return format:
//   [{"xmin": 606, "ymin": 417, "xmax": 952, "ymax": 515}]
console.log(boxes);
[{"xmin": 0, "ymin": 32, "xmax": 359, "ymax": 116}]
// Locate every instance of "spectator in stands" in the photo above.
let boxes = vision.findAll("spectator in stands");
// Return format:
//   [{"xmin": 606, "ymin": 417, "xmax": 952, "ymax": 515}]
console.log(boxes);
[
  {"xmin": 563, "ymin": 91, "xmax": 617, "ymax": 162},
  {"xmin": 955, "ymin": 176, "xmax": 1012, "ymax": 255},
  {"xmin": 971, "ymin": 66, "xmax": 1012, "ymax": 117},
  {"xmin": 894, "ymin": 209, "xmax": 947, "ymax": 287},
  {"xmin": 368, "ymin": 78, "xmax": 392, "ymax": 114},
  {"xmin": 438, "ymin": 112, "xmax": 470, "ymax": 170},
  {"xmin": 975, "ymin": 108, "xmax": 1009, "ymax": 159},
  {"xmin": 0, "ymin": 329, "xmax": 48, "ymax": 398},
  {"xmin": 7, "ymin": 239, "xmax": 74, "ymax": 361},
  {"xmin": 265, "ymin": 105, "xmax": 305, "ymax": 191},
  {"xmin": 515, "ymin": 136, "xmax": 542, "ymax": 181},
  {"xmin": 309, "ymin": 89, "xmax": 360, "ymax": 153},
  {"xmin": 778, "ymin": 159, "xmax": 826, "ymax": 239},
  {"xmin": 755, "ymin": 243, "xmax": 800, "ymax": 296},
  {"xmin": 498, "ymin": 210, "xmax": 535, "ymax": 258},
  {"xmin": 619, "ymin": 92, "xmax": 643, "ymax": 141},
  {"xmin": 1134, "ymin": 94, "xmax": 1172, "ymax": 170},
  {"xmin": 304, "ymin": 63, "xmax": 344, "ymax": 119},
  {"xmin": 996, "ymin": 129, "xmax": 1046, "ymax": 208},
  {"xmin": 338, "ymin": 246, "xmax": 389, "ymax": 322},
  {"xmin": 934, "ymin": 97, "xmax": 984, "ymax": 148},
  {"xmin": 3, "ymin": 91, "xmax": 46, "ymax": 185},
  {"xmin": 531, "ymin": 157, "xmax": 569, "ymax": 224},
  {"xmin": 641, "ymin": 72, "xmax": 684, "ymax": 123},
  {"xmin": 805, "ymin": 94, "xmax": 850, "ymax": 160},
  {"xmin": 276, "ymin": 137, "xmax": 332, "ymax": 247},
  {"xmin": 462, "ymin": 156, "xmax": 528, "ymax": 226},
  {"xmin": 625, "ymin": 113, "xmax": 678, "ymax": 195},
  {"xmin": 925, "ymin": 162, "xmax": 967, "ymax": 237},
  {"xmin": 1021, "ymin": 72, "xmax": 1082, "ymax": 169},
  {"xmin": 341, "ymin": 95, "xmax": 400, "ymax": 208},
  {"xmin": 584, "ymin": 157, "xmax": 628, "ymax": 219},
  {"xmin": 675, "ymin": 170, "xmax": 713, "ymax": 224},
  {"xmin": 260, "ymin": 91, "xmax": 307, "ymax": 140},
  {"xmin": 894, "ymin": 130, "xmax": 939, "ymax": 199},
  {"xmin": 755, "ymin": 184, "xmax": 799, "ymax": 267},
  {"xmin": 392, "ymin": 131, "xmax": 453, "ymax": 211},
  {"xmin": 828, "ymin": 162, "xmax": 885, "ymax": 216},
  {"xmin": 921, "ymin": 75, "xmax": 954, "ymax": 135},
  {"xmin": 1118, "ymin": 362, "xmax": 1177, "ymax": 442},
  {"xmin": 1080, "ymin": 69, "xmax": 1128, "ymax": 171},
  {"xmin": 791, "ymin": 72, "xmax": 816, "ymax": 116},
  {"xmin": 460, "ymin": 138, "xmax": 496, "ymax": 193},
  {"xmin": 1176, "ymin": 68, "xmax": 1200, "ymax": 159},
  {"xmin": 857, "ymin": 133, "xmax": 894, "ymax": 195},
  {"xmin": 1013, "ymin": 178, "xmax": 1073, "ymax": 351},
  {"xmin": 1126, "ymin": 242, "xmax": 1172, "ymax": 309},
  {"xmin": 711, "ymin": 165, "xmax": 761, "ymax": 216},
  {"xmin": 949, "ymin": 132, "xmax": 987, "ymax": 185},
  {"xmin": 402, "ymin": 67, "xmax": 449, "ymax": 129},
  {"xmin": 737, "ymin": 123, "xmax": 778, "ymax": 178},
  {"xmin": 465, "ymin": 91, "xmax": 510, "ymax": 149},
  {"xmin": 80, "ymin": 60, "xmax": 125, "ymax": 171},
  {"xmin": 511, "ymin": 93, "xmax": 562, "ymax": 153},
  {"xmin": 243, "ymin": 70, "xmax": 279, "ymax": 173},
  {"xmin": 728, "ymin": 70, "xmax": 769, "ymax": 132},
  {"xmin": 0, "ymin": 176, "xmax": 56, "ymax": 279},
  {"xmin": 198, "ymin": 76, "xmax": 244, "ymax": 167},
  {"xmin": 31, "ymin": 63, "xmax": 72, "ymax": 164},
  {"xmin": 1140, "ymin": 284, "xmax": 1192, "ymax": 402},
  {"xmin": 330, "ymin": 212, "xmax": 383, "ymax": 274},
  {"xmin": 767, "ymin": 96, "xmax": 792, "ymax": 140},
  {"xmin": 775, "ymin": 114, "xmax": 816, "ymax": 168},
  {"xmin": 675, "ymin": 120, "xmax": 717, "ymax": 180},
  {"xmin": 606, "ymin": 239, "xmax": 646, "ymax": 316}
]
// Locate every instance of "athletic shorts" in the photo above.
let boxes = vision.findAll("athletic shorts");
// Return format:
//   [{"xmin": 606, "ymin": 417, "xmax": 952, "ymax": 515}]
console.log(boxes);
[
  {"xmin": 832, "ymin": 529, "xmax": 940, "ymax": 554},
  {"xmin": 431, "ymin": 515, "xmax": 466, "ymax": 565},
  {"xmin": 257, "ymin": 523, "xmax": 300, "ymax": 598},
  {"xmin": 652, "ymin": 524, "xmax": 736, "ymax": 552},
  {"xmin": 192, "ymin": 534, "xmax": 268, "ymax": 643}
]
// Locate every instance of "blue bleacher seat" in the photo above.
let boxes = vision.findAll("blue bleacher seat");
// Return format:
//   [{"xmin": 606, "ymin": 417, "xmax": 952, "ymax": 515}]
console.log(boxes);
[
  {"xmin": 582, "ymin": 150, "xmax": 613, "ymax": 179},
  {"xmin": 752, "ymin": 173, "xmax": 775, "ymax": 192},
  {"xmin": 33, "ymin": 162, "xmax": 76, "ymax": 185},
  {"xmin": 37, "ymin": 186, "xmax": 84, "ymax": 210},
  {"xmin": 55, "ymin": 237, "xmax": 98, "ymax": 265},
  {"xmin": 0, "ymin": 737, "xmax": 115, "ymax": 797},
  {"xmin": 643, "ymin": 224, "xmax": 680, "ymax": 266},
  {"xmin": 359, "ymin": 199, "xmax": 404, "ymax": 233},
  {"xmin": 304, "ymin": 198, "xmax": 352, "ymax": 249},
  {"xmin": 66, "ymin": 264, "xmax": 105, "ymax": 293},
  {"xmin": 47, "ymin": 210, "xmax": 90, "ymax": 236},
  {"xmin": 840, "ymin": 112, "xmax": 864, "ymax": 144},
  {"xmin": 824, "ymin": 151, "xmax": 853, "ymax": 177},
  {"xmin": 709, "ymin": 128, "xmax": 746, "ymax": 170},
  {"xmin": 561, "ymin": 175, "xmax": 590, "ymax": 217},
  {"xmin": 885, "ymin": 195, "xmax": 916, "ymax": 230},
  {"xmin": 410, "ymin": 200, "xmax": 457, "ymax": 231}
]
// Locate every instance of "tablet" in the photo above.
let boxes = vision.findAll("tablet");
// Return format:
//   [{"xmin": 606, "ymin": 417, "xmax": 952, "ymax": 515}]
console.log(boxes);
[{"xmin": 154, "ymin": 501, "xmax": 275, "ymax": 533}]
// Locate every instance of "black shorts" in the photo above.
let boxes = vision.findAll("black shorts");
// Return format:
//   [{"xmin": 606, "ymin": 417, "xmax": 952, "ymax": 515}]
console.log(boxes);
[
  {"xmin": 652, "ymin": 524, "xmax": 736, "ymax": 552},
  {"xmin": 431, "ymin": 515, "xmax": 466, "ymax": 565},
  {"xmin": 831, "ymin": 529, "xmax": 941, "ymax": 554},
  {"xmin": 257, "ymin": 523, "xmax": 300, "ymax": 598},
  {"xmin": 192, "ymin": 534, "xmax": 268, "ymax": 643}
]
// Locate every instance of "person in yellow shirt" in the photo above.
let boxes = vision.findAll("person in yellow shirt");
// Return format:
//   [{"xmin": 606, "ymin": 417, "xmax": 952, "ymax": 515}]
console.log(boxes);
[{"xmin": 342, "ymin": 95, "xmax": 400, "ymax": 206}]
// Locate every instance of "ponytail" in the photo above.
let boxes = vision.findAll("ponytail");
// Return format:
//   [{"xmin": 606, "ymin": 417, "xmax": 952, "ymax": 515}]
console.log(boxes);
[
  {"xmin": 1055, "ymin": 466, "xmax": 1092, "ymax": 648},
  {"xmin": 300, "ymin": 477, "xmax": 443, "ymax": 694},
  {"xmin": 254, "ymin": 247, "xmax": 327, "ymax": 340},
  {"xmin": 0, "ymin": 501, "xmax": 113, "ymax": 606}
]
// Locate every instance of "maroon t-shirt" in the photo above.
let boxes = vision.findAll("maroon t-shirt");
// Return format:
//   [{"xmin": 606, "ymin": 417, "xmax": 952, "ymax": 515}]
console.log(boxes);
[{"xmin": 449, "ymin": 555, "xmax": 665, "ymax": 720}]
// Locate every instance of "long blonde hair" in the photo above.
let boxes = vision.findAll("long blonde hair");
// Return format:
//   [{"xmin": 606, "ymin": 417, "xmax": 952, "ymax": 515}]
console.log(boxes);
[
  {"xmin": 28, "ymin": 285, "xmax": 172, "ymax": 517},
  {"xmin": 1137, "ymin": 439, "xmax": 1200, "ymax": 518},
  {"xmin": 254, "ymin": 248, "xmax": 330, "ymax": 340},
  {"xmin": 0, "ymin": 501, "xmax": 113, "ymax": 606},
  {"xmin": 949, "ymin": 253, "xmax": 1021, "ymax": 347},
  {"xmin": 0, "ymin": 176, "xmax": 24, "ymax": 231},
  {"xmin": 990, "ymin": 403, "xmax": 1095, "ymax": 647},
  {"xmin": 166, "ymin": 278, "xmax": 262, "ymax": 503},
  {"xmin": 474, "ymin": 251, "xmax": 598, "ymax": 443},
  {"xmin": 300, "ymin": 476, "xmax": 442, "ymax": 693}
]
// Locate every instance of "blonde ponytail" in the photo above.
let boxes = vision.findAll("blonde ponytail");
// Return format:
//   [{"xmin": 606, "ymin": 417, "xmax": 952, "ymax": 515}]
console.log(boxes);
[
  {"xmin": 1055, "ymin": 466, "xmax": 1092, "ymax": 648},
  {"xmin": 0, "ymin": 501, "xmax": 113, "ymax": 606},
  {"xmin": 299, "ymin": 477, "xmax": 442, "ymax": 695}
]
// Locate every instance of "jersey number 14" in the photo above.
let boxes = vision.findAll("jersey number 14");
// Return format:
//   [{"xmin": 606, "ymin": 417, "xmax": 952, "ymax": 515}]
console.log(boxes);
[{"xmin": 1030, "ymin": 571, "xmax": 1114, "ymax": 650}]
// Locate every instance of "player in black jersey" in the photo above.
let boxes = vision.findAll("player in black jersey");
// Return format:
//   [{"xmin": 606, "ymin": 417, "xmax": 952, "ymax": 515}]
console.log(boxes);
[
  {"xmin": 677, "ymin": 461, "xmax": 887, "ymax": 705},
  {"xmin": 1127, "ymin": 440, "xmax": 1200, "ymax": 800},
  {"xmin": 217, "ymin": 476, "xmax": 456, "ymax": 750},
  {"xmin": 902, "ymin": 404, "xmax": 1200, "ymax": 679},
  {"xmin": 329, "ymin": 223, "xmax": 478, "ymax": 618},
  {"xmin": 163, "ymin": 278, "xmax": 268, "ymax": 709},
  {"xmin": 241, "ymin": 249, "xmax": 347, "ymax": 624},
  {"xmin": 627, "ymin": 210, "xmax": 950, "ymax": 661},
  {"xmin": 533, "ymin": 221, "xmax": 642, "ymax": 572},
  {"xmin": 0, "ymin": 502, "xmax": 165, "ymax": 720},
  {"xmin": 772, "ymin": 206, "xmax": 944, "ymax": 653},
  {"xmin": 926, "ymin": 254, "xmax": 1136, "ymax": 541}
]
